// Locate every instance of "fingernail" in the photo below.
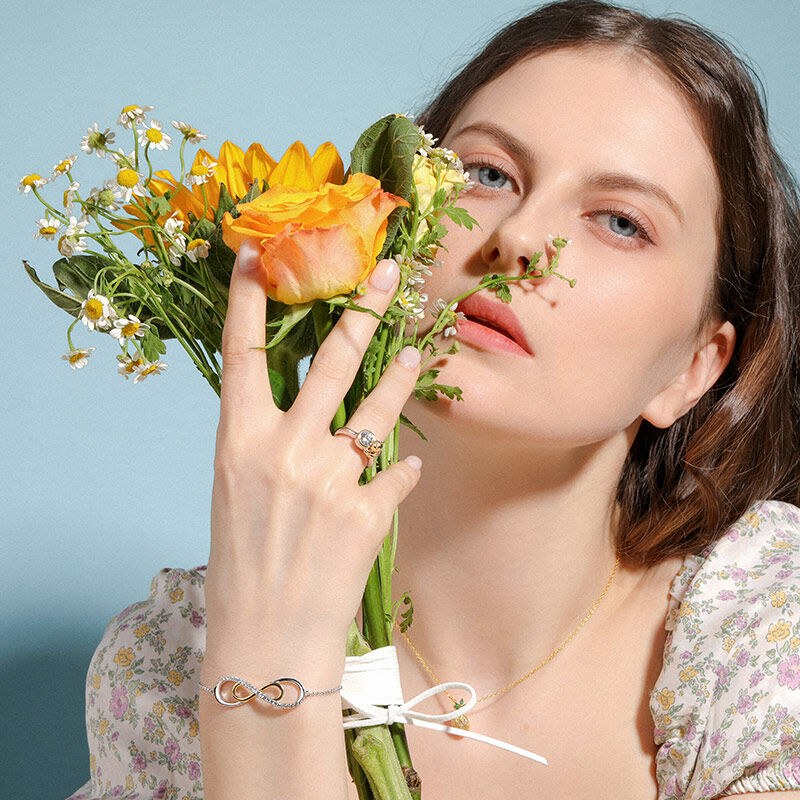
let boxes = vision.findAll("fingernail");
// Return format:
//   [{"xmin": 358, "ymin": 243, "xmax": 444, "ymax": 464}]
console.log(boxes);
[
  {"xmin": 404, "ymin": 454, "xmax": 422, "ymax": 471},
  {"xmin": 369, "ymin": 259, "xmax": 399, "ymax": 291},
  {"xmin": 396, "ymin": 345, "xmax": 421, "ymax": 369},
  {"xmin": 237, "ymin": 239, "xmax": 260, "ymax": 273}
]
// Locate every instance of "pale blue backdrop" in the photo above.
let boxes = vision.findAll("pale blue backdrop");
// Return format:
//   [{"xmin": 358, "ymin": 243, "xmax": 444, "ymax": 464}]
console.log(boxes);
[{"xmin": 2, "ymin": 0, "xmax": 798, "ymax": 796}]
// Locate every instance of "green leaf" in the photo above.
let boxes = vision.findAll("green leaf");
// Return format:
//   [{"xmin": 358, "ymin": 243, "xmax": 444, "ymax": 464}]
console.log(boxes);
[
  {"xmin": 268, "ymin": 367, "xmax": 291, "ymax": 410},
  {"xmin": 140, "ymin": 327, "xmax": 167, "ymax": 361},
  {"xmin": 214, "ymin": 183, "xmax": 236, "ymax": 223},
  {"xmin": 22, "ymin": 260, "xmax": 82, "ymax": 316},
  {"xmin": 265, "ymin": 302, "xmax": 314, "ymax": 349},
  {"xmin": 350, "ymin": 114, "xmax": 420, "ymax": 260},
  {"xmin": 443, "ymin": 205, "xmax": 478, "ymax": 230},
  {"xmin": 399, "ymin": 413, "xmax": 427, "ymax": 442},
  {"xmin": 191, "ymin": 217, "xmax": 216, "ymax": 240},
  {"xmin": 147, "ymin": 195, "xmax": 173, "ymax": 217},
  {"xmin": 240, "ymin": 179, "xmax": 265, "ymax": 204},
  {"xmin": 52, "ymin": 254, "xmax": 106, "ymax": 299},
  {"xmin": 494, "ymin": 282, "xmax": 512, "ymax": 303}
]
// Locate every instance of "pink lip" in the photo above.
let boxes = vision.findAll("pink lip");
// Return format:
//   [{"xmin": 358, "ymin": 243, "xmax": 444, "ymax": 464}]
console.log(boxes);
[{"xmin": 455, "ymin": 293, "xmax": 533, "ymax": 357}]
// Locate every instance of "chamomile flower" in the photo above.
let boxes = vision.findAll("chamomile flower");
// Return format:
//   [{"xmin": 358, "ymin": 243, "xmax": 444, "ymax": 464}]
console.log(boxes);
[
  {"xmin": 79, "ymin": 289, "xmax": 115, "ymax": 331},
  {"xmin": 133, "ymin": 359, "xmax": 167, "ymax": 383},
  {"xmin": 171, "ymin": 121, "xmax": 207, "ymax": 144},
  {"xmin": 111, "ymin": 167, "xmax": 146, "ymax": 203},
  {"xmin": 110, "ymin": 147, "xmax": 136, "ymax": 169},
  {"xmin": 117, "ymin": 354, "xmax": 144, "ymax": 379},
  {"xmin": 185, "ymin": 238, "xmax": 210, "ymax": 262},
  {"xmin": 81, "ymin": 123, "xmax": 115, "ymax": 157},
  {"xmin": 417, "ymin": 128, "xmax": 438, "ymax": 154},
  {"xmin": 88, "ymin": 180, "xmax": 123, "ymax": 211},
  {"xmin": 52, "ymin": 154, "xmax": 77, "ymax": 178},
  {"xmin": 61, "ymin": 347, "xmax": 95, "ymax": 370},
  {"xmin": 34, "ymin": 217, "xmax": 62, "ymax": 240},
  {"xmin": 186, "ymin": 156, "xmax": 217, "ymax": 186},
  {"xmin": 138, "ymin": 120, "xmax": 172, "ymax": 151},
  {"xmin": 397, "ymin": 287, "xmax": 427, "ymax": 319},
  {"xmin": 62, "ymin": 181, "xmax": 80, "ymax": 213},
  {"xmin": 163, "ymin": 213, "xmax": 185, "ymax": 238},
  {"xmin": 58, "ymin": 217, "xmax": 89, "ymax": 257},
  {"xmin": 431, "ymin": 297, "xmax": 465, "ymax": 337},
  {"xmin": 117, "ymin": 105, "xmax": 154, "ymax": 128},
  {"xmin": 168, "ymin": 235, "xmax": 187, "ymax": 266},
  {"xmin": 110, "ymin": 314, "xmax": 148, "ymax": 346},
  {"xmin": 18, "ymin": 174, "xmax": 48, "ymax": 195}
]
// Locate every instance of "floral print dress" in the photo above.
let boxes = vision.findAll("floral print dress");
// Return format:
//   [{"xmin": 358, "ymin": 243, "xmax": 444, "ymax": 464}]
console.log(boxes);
[{"xmin": 66, "ymin": 500, "xmax": 800, "ymax": 799}]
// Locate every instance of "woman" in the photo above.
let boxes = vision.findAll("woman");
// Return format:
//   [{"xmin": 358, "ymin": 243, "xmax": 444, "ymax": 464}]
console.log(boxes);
[{"xmin": 68, "ymin": 2, "xmax": 800, "ymax": 798}]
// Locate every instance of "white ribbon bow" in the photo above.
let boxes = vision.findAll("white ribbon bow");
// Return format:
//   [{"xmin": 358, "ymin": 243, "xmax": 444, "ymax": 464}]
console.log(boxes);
[{"xmin": 340, "ymin": 646, "xmax": 547, "ymax": 765}]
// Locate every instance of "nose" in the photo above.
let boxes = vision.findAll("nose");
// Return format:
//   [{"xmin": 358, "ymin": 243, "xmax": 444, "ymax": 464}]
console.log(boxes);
[{"xmin": 480, "ymin": 200, "xmax": 554, "ymax": 278}]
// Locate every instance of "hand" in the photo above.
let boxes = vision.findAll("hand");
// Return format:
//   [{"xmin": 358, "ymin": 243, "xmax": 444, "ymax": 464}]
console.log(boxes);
[{"xmin": 204, "ymin": 240, "xmax": 423, "ymax": 681}]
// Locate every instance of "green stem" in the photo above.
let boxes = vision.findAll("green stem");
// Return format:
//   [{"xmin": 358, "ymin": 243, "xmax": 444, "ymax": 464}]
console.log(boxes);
[{"xmin": 351, "ymin": 727, "xmax": 413, "ymax": 800}]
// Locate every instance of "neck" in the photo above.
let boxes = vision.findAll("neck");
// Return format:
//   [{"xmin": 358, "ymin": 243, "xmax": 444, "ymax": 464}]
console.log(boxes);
[{"xmin": 392, "ymin": 403, "xmax": 642, "ymax": 690}]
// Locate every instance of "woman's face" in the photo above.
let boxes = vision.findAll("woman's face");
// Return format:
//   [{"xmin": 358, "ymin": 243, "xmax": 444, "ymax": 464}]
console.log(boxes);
[{"xmin": 415, "ymin": 46, "xmax": 725, "ymax": 447}]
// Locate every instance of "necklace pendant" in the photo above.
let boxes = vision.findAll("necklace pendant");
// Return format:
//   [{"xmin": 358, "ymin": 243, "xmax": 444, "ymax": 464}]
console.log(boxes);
[{"xmin": 449, "ymin": 714, "xmax": 470, "ymax": 730}]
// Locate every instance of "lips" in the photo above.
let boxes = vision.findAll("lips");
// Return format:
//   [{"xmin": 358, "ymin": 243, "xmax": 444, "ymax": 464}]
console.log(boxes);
[{"xmin": 456, "ymin": 293, "xmax": 533, "ymax": 355}]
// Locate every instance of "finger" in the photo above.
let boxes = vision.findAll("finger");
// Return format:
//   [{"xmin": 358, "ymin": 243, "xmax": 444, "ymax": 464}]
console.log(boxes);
[
  {"xmin": 333, "ymin": 345, "xmax": 422, "ymax": 471},
  {"xmin": 219, "ymin": 239, "xmax": 275, "ymax": 421},
  {"xmin": 360, "ymin": 454, "xmax": 423, "ymax": 511},
  {"xmin": 289, "ymin": 258, "xmax": 400, "ymax": 426}
]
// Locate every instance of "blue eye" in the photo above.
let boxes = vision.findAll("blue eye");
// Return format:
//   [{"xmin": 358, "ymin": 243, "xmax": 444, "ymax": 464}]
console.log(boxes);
[
  {"xmin": 608, "ymin": 214, "xmax": 638, "ymax": 237},
  {"xmin": 476, "ymin": 165, "xmax": 511, "ymax": 190}
]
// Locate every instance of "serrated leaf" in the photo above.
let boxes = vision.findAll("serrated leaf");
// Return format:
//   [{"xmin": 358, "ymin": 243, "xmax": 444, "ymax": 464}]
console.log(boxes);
[
  {"xmin": 494, "ymin": 283, "xmax": 512, "ymax": 303},
  {"xmin": 443, "ymin": 205, "xmax": 478, "ymax": 230},
  {"xmin": 399, "ymin": 413, "xmax": 427, "ymax": 442},
  {"xmin": 22, "ymin": 260, "xmax": 82, "ymax": 316},
  {"xmin": 147, "ymin": 195, "xmax": 173, "ymax": 217},
  {"xmin": 140, "ymin": 327, "xmax": 167, "ymax": 361}
]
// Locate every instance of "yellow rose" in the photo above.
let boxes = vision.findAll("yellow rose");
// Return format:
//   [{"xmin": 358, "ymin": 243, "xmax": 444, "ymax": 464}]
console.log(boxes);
[
  {"xmin": 98, "ymin": 718, "xmax": 109, "ymax": 735},
  {"xmin": 114, "ymin": 647, "xmax": 134, "ymax": 667},
  {"xmin": 153, "ymin": 701, "xmax": 164, "ymax": 717},
  {"xmin": 135, "ymin": 623, "xmax": 151, "ymax": 638},
  {"xmin": 222, "ymin": 141, "xmax": 408, "ymax": 305},
  {"xmin": 92, "ymin": 673, "xmax": 101, "ymax": 689},
  {"xmin": 169, "ymin": 588, "xmax": 184, "ymax": 603},
  {"xmin": 411, "ymin": 152, "xmax": 466, "ymax": 210},
  {"xmin": 679, "ymin": 667, "xmax": 698, "ymax": 682}
]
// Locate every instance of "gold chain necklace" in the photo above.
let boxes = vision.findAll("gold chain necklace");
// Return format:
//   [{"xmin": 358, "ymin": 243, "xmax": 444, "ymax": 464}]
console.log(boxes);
[{"xmin": 396, "ymin": 552, "xmax": 621, "ymax": 729}]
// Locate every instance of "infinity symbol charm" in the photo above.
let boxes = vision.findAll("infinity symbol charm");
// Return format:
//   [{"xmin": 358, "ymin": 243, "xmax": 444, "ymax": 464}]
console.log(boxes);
[{"xmin": 212, "ymin": 677, "xmax": 307, "ymax": 709}]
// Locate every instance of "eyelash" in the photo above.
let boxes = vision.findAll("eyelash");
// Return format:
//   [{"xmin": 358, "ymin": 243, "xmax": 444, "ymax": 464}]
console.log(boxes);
[
  {"xmin": 589, "ymin": 206, "xmax": 654, "ymax": 247},
  {"xmin": 464, "ymin": 158, "xmax": 655, "ymax": 246}
]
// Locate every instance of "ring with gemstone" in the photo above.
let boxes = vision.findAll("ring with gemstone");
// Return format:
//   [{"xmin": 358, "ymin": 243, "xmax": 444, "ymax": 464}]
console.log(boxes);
[{"xmin": 333, "ymin": 426, "xmax": 384, "ymax": 464}]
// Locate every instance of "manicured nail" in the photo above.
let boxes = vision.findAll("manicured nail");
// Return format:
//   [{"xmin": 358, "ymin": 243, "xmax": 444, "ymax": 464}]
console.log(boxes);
[
  {"xmin": 237, "ymin": 239, "xmax": 260, "ymax": 272},
  {"xmin": 404, "ymin": 454, "xmax": 422, "ymax": 471},
  {"xmin": 396, "ymin": 345, "xmax": 421, "ymax": 369},
  {"xmin": 369, "ymin": 259, "xmax": 399, "ymax": 291}
]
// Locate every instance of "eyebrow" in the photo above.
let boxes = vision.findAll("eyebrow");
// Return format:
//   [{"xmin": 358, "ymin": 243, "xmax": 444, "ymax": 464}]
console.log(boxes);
[{"xmin": 450, "ymin": 121, "xmax": 685, "ymax": 226}]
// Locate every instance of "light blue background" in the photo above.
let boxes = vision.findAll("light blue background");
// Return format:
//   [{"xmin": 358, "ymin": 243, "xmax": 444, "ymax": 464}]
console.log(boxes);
[{"xmin": 2, "ymin": 1, "xmax": 798, "ymax": 796}]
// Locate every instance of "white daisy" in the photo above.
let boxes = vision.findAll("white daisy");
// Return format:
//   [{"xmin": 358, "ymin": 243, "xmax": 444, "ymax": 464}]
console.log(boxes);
[
  {"xmin": 168, "ymin": 235, "xmax": 187, "ymax": 266},
  {"xmin": 80, "ymin": 123, "xmax": 115, "ymax": 157},
  {"xmin": 171, "ymin": 120, "xmax": 207, "ymax": 144},
  {"xmin": 110, "ymin": 314, "xmax": 148, "ymax": 346},
  {"xmin": 34, "ymin": 217, "xmax": 62, "ymax": 240},
  {"xmin": 117, "ymin": 354, "xmax": 144, "ymax": 379},
  {"xmin": 138, "ymin": 119, "xmax": 172, "ymax": 151},
  {"xmin": 79, "ymin": 289, "xmax": 116, "ymax": 331},
  {"xmin": 117, "ymin": 104, "xmax": 154, "ymax": 128},
  {"xmin": 57, "ymin": 216, "xmax": 89, "ymax": 257},
  {"xmin": 18, "ymin": 173, "xmax": 48, "ymax": 194},
  {"xmin": 111, "ymin": 167, "xmax": 146, "ymax": 203},
  {"xmin": 184, "ymin": 238, "xmax": 210, "ymax": 262},
  {"xmin": 397, "ymin": 287, "xmax": 427, "ymax": 320},
  {"xmin": 61, "ymin": 347, "xmax": 95, "ymax": 370},
  {"xmin": 110, "ymin": 147, "xmax": 136, "ymax": 168},
  {"xmin": 52, "ymin": 154, "xmax": 77, "ymax": 178},
  {"xmin": 133, "ymin": 359, "xmax": 167, "ymax": 383},
  {"xmin": 431, "ymin": 297, "xmax": 465, "ymax": 337},
  {"xmin": 62, "ymin": 181, "xmax": 80, "ymax": 213},
  {"xmin": 186, "ymin": 155, "xmax": 217, "ymax": 186}
]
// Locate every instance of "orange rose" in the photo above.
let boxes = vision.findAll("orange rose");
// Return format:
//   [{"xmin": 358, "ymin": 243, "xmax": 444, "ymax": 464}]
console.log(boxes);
[{"xmin": 222, "ymin": 143, "xmax": 408, "ymax": 305}]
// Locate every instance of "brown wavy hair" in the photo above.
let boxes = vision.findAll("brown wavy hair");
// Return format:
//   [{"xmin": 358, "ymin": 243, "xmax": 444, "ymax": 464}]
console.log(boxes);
[{"xmin": 418, "ymin": 0, "xmax": 800, "ymax": 564}]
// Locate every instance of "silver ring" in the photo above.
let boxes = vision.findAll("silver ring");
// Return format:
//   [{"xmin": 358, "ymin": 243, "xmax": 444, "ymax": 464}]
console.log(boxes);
[{"xmin": 333, "ymin": 426, "xmax": 384, "ymax": 464}]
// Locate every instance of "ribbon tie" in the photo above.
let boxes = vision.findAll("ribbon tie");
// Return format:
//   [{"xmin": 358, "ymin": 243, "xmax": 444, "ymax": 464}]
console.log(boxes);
[{"xmin": 340, "ymin": 646, "xmax": 547, "ymax": 766}]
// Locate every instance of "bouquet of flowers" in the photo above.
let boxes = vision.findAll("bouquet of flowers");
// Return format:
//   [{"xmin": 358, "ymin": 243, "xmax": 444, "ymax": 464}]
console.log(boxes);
[{"xmin": 20, "ymin": 104, "xmax": 571, "ymax": 799}]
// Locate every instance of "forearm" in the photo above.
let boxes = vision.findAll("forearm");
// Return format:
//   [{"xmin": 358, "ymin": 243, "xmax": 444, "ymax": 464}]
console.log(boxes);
[{"xmin": 199, "ymin": 644, "xmax": 350, "ymax": 800}]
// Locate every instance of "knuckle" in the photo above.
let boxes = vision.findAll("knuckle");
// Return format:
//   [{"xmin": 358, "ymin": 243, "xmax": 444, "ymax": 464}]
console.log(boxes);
[
  {"xmin": 221, "ymin": 332, "xmax": 257, "ymax": 366},
  {"xmin": 310, "ymin": 346, "xmax": 353, "ymax": 383}
]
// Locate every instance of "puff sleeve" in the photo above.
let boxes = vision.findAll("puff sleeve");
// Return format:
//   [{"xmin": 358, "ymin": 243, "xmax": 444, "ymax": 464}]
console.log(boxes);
[
  {"xmin": 66, "ymin": 567, "xmax": 208, "ymax": 800},
  {"xmin": 651, "ymin": 501, "xmax": 800, "ymax": 799}
]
